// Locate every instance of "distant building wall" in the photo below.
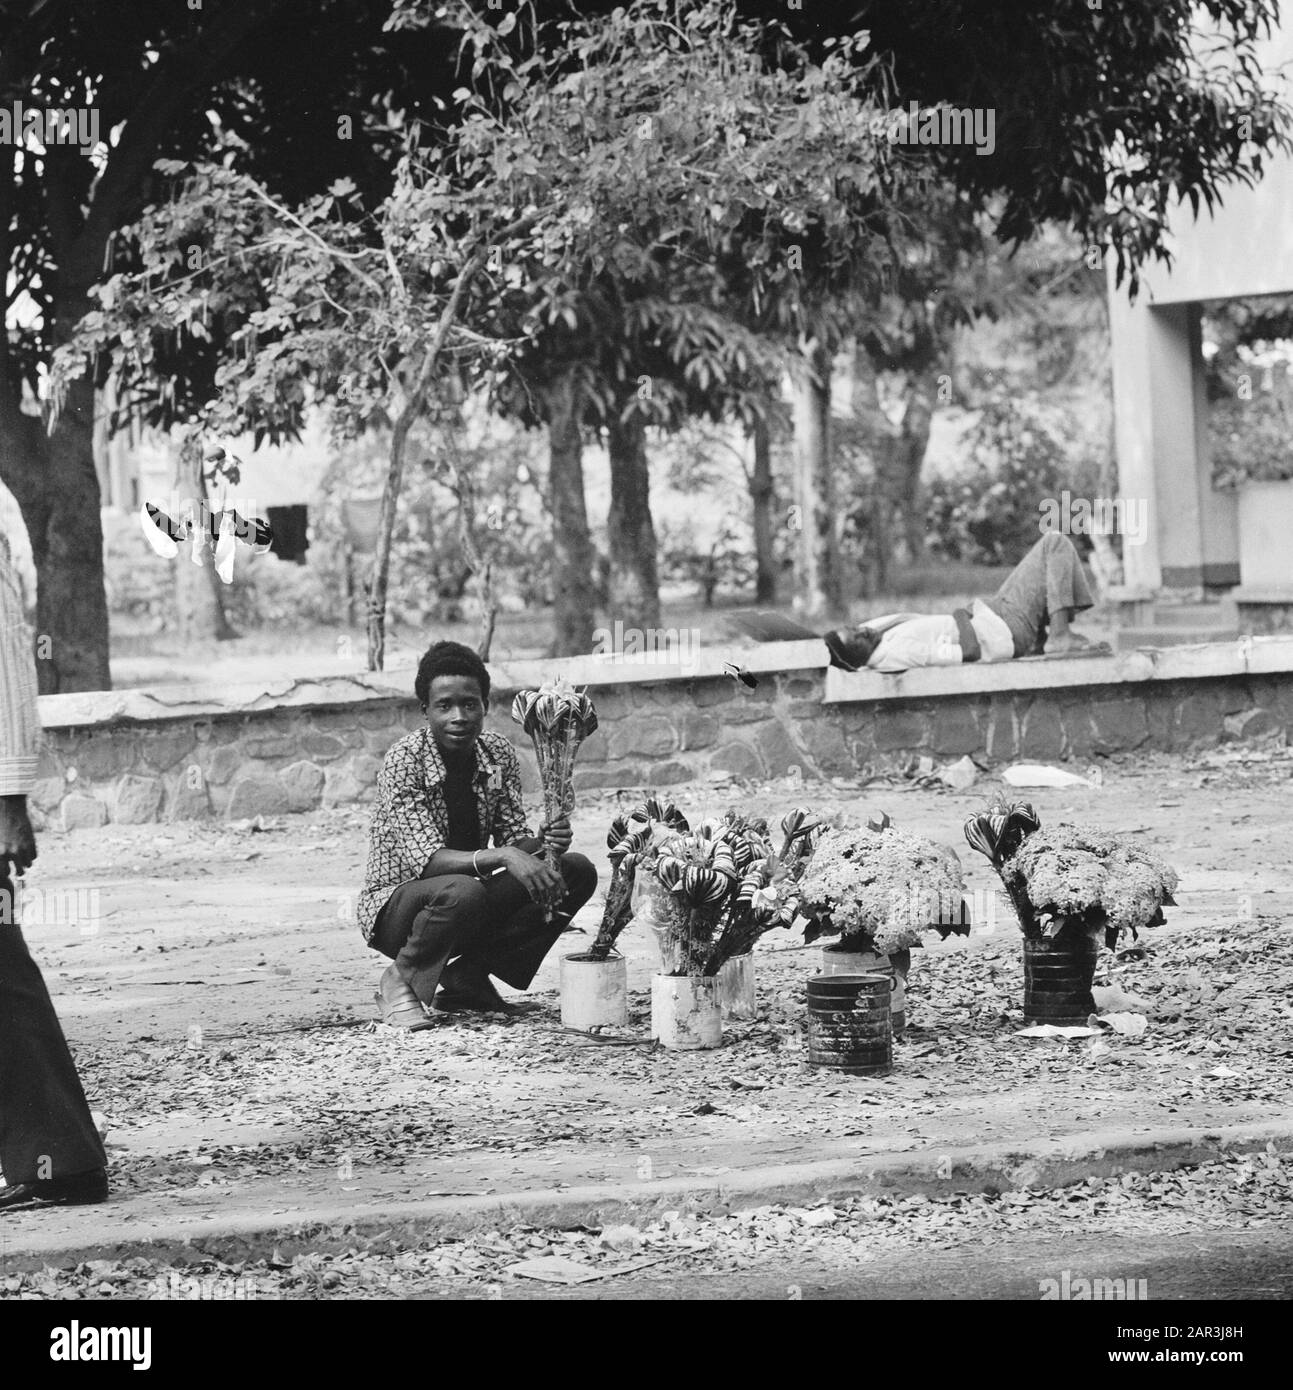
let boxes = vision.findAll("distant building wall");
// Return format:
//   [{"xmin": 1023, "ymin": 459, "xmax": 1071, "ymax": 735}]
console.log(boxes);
[{"xmin": 1107, "ymin": 21, "xmax": 1293, "ymax": 595}]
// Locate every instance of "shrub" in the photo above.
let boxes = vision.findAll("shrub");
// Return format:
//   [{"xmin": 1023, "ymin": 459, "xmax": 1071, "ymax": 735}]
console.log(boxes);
[
  {"xmin": 925, "ymin": 401, "xmax": 1101, "ymax": 565},
  {"xmin": 1209, "ymin": 360, "xmax": 1293, "ymax": 488},
  {"xmin": 223, "ymin": 552, "xmax": 341, "ymax": 628},
  {"xmin": 103, "ymin": 509, "xmax": 174, "ymax": 625}
]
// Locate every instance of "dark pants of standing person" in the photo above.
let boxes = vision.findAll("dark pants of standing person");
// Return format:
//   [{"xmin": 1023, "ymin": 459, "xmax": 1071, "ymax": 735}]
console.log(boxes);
[
  {"xmin": 371, "ymin": 853, "xmax": 598, "ymax": 1005},
  {"xmin": 981, "ymin": 530, "xmax": 1096, "ymax": 656},
  {"xmin": 0, "ymin": 874, "xmax": 107, "ymax": 1186}
]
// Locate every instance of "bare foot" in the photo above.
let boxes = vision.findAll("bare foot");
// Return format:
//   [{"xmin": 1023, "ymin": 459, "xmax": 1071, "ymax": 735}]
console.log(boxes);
[{"xmin": 1043, "ymin": 632, "xmax": 1105, "ymax": 655}]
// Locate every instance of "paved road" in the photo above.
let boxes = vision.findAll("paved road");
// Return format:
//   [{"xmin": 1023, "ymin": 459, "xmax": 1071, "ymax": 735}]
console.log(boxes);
[{"xmin": 408, "ymin": 1223, "xmax": 1293, "ymax": 1302}]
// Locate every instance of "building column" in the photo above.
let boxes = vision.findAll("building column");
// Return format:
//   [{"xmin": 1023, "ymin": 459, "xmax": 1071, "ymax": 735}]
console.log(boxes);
[{"xmin": 1108, "ymin": 286, "xmax": 1238, "ymax": 594}]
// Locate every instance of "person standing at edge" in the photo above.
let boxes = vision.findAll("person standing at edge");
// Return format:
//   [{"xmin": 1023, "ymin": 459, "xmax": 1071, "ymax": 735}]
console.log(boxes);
[
  {"xmin": 360, "ymin": 641, "xmax": 598, "ymax": 1027},
  {"xmin": 0, "ymin": 532, "xmax": 108, "ymax": 1212}
]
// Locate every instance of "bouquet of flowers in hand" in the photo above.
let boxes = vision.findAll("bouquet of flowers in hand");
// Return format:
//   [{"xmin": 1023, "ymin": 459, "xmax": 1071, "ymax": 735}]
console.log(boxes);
[
  {"xmin": 511, "ymin": 677, "xmax": 599, "ymax": 879},
  {"xmin": 965, "ymin": 800, "xmax": 1179, "ymax": 947},
  {"xmin": 588, "ymin": 798, "xmax": 690, "ymax": 961},
  {"xmin": 798, "ymin": 813, "xmax": 969, "ymax": 956}
]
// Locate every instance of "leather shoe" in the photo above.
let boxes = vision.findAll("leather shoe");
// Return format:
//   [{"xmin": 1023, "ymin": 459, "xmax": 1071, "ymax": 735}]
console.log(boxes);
[
  {"xmin": 376, "ymin": 964, "xmax": 435, "ymax": 1031},
  {"xmin": 0, "ymin": 1168, "xmax": 108, "ymax": 1213}
]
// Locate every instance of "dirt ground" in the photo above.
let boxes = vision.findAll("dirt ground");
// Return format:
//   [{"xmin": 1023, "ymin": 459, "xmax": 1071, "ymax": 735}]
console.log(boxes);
[{"xmin": 5, "ymin": 739, "xmax": 1289, "ymax": 1226}]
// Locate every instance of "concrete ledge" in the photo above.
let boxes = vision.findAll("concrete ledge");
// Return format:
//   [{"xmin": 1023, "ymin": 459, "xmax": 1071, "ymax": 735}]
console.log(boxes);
[
  {"xmin": 39, "ymin": 671, "xmax": 415, "ymax": 731},
  {"xmin": 824, "ymin": 634, "xmax": 1293, "ymax": 704},
  {"xmin": 488, "ymin": 638, "xmax": 828, "ymax": 694},
  {"xmin": 2, "ymin": 1120, "xmax": 1288, "ymax": 1270},
  {"xmin": 40, "ymin": 639, "xmax": 832, "ymax": 732},
  {"xmin": 27, "ymin": 632, "xmax": 1293, "ymax": 826},
  {"xmin": 41, "ymin": 632, "xmax": 1293, "ymax": 729}
]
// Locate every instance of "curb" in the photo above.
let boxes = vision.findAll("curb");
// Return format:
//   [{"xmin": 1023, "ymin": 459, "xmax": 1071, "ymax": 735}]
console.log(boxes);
[{"xmin": 3, "ymin": 1121, "xmax": 1290, "ymax": 1271}]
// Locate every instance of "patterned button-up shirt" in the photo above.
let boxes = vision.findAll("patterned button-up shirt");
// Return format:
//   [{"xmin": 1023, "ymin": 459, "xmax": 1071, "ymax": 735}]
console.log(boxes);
[
  {"xmin": 0, "ymin": 534, "xmax": 39, "ymax": 796},
  {"xmin": 357, "ymin": 725, "xmax": 532, "ymax": 944}
]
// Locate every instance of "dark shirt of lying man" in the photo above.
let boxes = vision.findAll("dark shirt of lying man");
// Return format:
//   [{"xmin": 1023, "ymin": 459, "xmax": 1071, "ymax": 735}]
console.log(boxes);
[{"xmin": 359, "ymin": 641, "xmax": 597, "ymax": 1027}]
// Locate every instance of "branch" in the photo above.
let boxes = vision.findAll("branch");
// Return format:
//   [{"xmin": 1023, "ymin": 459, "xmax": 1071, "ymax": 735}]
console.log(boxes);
[
  {"xmin": 395, "ymin": 209, "xmax": 541, "ymax": 432},
  {"xmin": 245, "ymin": 182, "xmax": 386, "ymax": 295},
  {"xmin": 75, "ymin": 0, "xmax": 290, "ymax": 264}
]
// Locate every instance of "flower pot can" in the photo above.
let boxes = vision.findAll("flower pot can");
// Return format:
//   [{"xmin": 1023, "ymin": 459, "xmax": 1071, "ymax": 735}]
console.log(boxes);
[
  {"xmin": 651, "ymin": 974, "xmax": 722, "ymax": 1050},
  {"xmin": 821, "ymin": 946, "xmax": 906, "ymax": 1033},
  {"xmin": 1022, "ymin": 935, "xmax": 1099, "ymax": 1024},
  {"xmin": 633, "ymin": 876, "xmax": 673, "ymax": 972},
  {"xmin": 718, "ymin": 953, "xmax": 757, "ymax": 1020},
  {"xmin": 560, "ymin": 952, "xmax": 628, "ymax": 1031},
  {"xmin": 806, "ymin": 973, "xmax": 892, "ymax": 1075}
]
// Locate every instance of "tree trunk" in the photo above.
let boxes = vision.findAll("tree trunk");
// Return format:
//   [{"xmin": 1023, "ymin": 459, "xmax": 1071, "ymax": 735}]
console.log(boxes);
[
  {"xmin": 23, "ymin": 371, "xmax": 113, "ymax": 692},
  {"xmin": 546, "ymin": 370, "xmax": 597, "ymax": 656},
  {"xmin": 749, "ymin": 414, "xmax": 777, "ymax": 603},
  {"xmin": 605, "ymin": 407, "xmax": 660, "ymax": 630},
  {"xmin": 172, "ymin": 434, "xmax": 236, "ymax": 646},
  {"xmin": 893, "ymin": 365, "xmax": 937, "ymax": 565},
  {"xmin": 363, "ymin": 230, "xmax": 513, "ymax": 671},
  {"xmin": 1088, "ymin": 404, "xmax": 1124, "ymax": 594},
  {"xmin": 367, "ymin": 406, "xmax": 413, "ymax": 672},
  {"xmin": 851, "ymin": 338, "xmax": 938, "ymax": 593},
  {"xmin": 791, "ymin": 340, "xmax": 841, "ymax": 620},
  {"xmin": 442, "ymin": 440, "xmax": 498, "ymax": 662},
  {"xmin": 848, "ymin": 341, "xmax": 888, "ymax": 598}
]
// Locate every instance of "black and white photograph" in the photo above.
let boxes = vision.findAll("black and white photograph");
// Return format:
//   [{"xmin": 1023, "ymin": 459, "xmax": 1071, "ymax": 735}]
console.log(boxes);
[{"xmin": 0, "ymin": 0, "xmax": 1289, "ymax": 1361}]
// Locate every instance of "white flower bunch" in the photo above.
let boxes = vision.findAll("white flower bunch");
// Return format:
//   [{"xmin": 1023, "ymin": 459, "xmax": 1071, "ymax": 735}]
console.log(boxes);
[{"xmin": 798, "ymin": 822, "xmax": 966, "ymax": 956}]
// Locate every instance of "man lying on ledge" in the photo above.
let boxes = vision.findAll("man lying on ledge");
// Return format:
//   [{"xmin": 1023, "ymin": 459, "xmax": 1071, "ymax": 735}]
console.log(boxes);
[
  {"xmin": 359, "ymin": 641, "xmax": 597, "ymax": 1028},
  {"xmin": 825, "ymin": 531, "xmax": 1109, "ymax": 673}
]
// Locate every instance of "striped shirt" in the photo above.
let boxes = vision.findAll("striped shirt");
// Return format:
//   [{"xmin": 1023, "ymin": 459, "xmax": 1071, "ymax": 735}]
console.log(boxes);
[
  {"xmin": 357, "ymin": 726, "xmax": 533, "ymax": 944},
  {"xmin": 0, "ymin": 533, "xmax": 39, "ymax": 795}
]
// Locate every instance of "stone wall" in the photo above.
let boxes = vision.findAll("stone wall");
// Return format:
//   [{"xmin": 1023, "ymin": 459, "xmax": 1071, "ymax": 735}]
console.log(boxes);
[
  {"xmin": 27, "ymin": 639, "xmax": 1293, "ymax": 830},
  {"xmin": 28, "ymin": 696, "xmax": 424, "ymax": 831}
]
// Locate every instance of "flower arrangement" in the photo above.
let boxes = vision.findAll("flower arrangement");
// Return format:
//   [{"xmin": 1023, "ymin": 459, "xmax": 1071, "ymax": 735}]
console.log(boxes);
[
  {"xmin": 797, "ymin": 813, "xmax": 969, "ymax": 956},
  {"xmin": 587, "ymin": 798, "xmax": 690, "ymax": 961},
  {"xmin": 650, "ymin": 822, "xmax": 743, "ymax": 976},
  {"xmin": 511, "ymin": 677, "xmax": 599, "ymax": 883},
  {"xmin": 965, "ymin": 800, "xmax": 1179, "ymax": 947},
  {"xmin": 642, "ymin": 806, "xmax": 827, "ymax": 977}
]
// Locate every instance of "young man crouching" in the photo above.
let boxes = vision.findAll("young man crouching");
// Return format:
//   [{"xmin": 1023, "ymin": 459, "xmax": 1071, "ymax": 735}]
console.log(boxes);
[{"xmin": 359, "ymin": 641, "xmax": 597, "ymax": 1027}]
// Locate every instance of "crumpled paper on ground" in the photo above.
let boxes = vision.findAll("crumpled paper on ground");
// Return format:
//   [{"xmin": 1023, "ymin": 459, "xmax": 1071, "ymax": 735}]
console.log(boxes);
[
  {"xmin": 938, "ymin": 756, "xmax": 978, "ymax": 791},
  {"xmin": 1014, "ymin": 1024, "xmax": 1100, "ymax": 1039},
  {"xmin": 1092, "ymin": 1011, "xmax": 1148, "ymax": 1039},
  {"xmin": 1001, "ymin": 763, "xmax": 1096, "ymax": 788},
  {"xmin": 1093, "ymin": 984, "xmax": 1152, "ymax": 1014}
]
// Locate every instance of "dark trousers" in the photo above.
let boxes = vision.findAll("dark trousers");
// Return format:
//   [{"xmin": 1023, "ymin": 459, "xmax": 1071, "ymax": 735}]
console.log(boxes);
[
  {"xmin": 0, "ymin": 874, "xmax": 106, "ymax": 1185},
  {"xmin": 371, "ymin": 853, "xmax": 598, "ymax": 1005}
]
